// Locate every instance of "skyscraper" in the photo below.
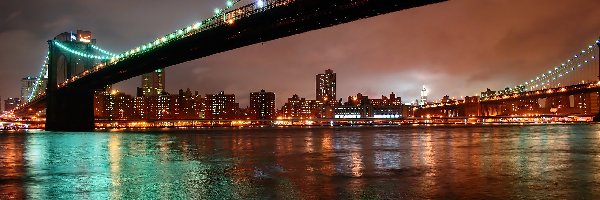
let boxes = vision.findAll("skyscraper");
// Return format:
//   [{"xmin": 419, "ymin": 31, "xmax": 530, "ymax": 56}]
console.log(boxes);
[
  {"xmin": 419, "ymin": 85, "xmax": 428, "ymax": 106},
  {"xmin": 249, "ymin": 90, "xmax": 276, "ymax": 120},
  {"xmin": 21, "ymin": 77, "xmax": 36, "ymax": 102},
  {"xmin": 21, "ymin": 77, "xmax": 46, "ymax": 103},
  {"xmin": 316, "ymin": 69, "xmax": 336, "ymax": 104},
  {"xmin": 141, "ymin": 69, "xmax": 165, "ymax": 97}
]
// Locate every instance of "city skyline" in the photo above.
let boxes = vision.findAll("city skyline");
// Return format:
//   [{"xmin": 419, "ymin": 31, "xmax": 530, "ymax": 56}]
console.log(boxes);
[
  {"xmin": 0, "ymin": 0, "xmax": 600, "ymax": 108},
  {"xmin": 3, "ymin": 1, "xmax": 600, "ymax": 199}
]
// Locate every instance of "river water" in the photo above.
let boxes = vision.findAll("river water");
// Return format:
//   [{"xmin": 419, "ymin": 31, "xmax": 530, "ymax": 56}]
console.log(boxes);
[{"xmin": 1, "ymin": 125, "xmax": 600, "ymax": 199}]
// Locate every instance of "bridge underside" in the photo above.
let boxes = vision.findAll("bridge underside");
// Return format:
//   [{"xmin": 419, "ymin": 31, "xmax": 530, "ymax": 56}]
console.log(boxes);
[
  {"xmin": 28, "ymin": 0, "xmax": 446, "ymax": 131},
  {"xmin": 62, "ymin": 0, "xmax": 446, "ymax": 92}
]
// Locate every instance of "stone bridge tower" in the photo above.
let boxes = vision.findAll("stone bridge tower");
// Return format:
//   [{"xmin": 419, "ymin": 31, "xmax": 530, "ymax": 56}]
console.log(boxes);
[{"xmin": 46, "ymin": 30, "xmax": 99, "ymax": 131}]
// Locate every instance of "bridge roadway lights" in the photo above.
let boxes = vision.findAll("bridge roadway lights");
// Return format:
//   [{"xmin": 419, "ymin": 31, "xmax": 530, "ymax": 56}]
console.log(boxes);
[{"xmin": 46, "ymin": 89, "xmax": 95, "ymax": 131}]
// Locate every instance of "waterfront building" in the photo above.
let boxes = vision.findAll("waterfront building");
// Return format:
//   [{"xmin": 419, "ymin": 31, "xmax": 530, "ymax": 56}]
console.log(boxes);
[
  {"xmin": 334, "ymin": 106, "xmax": 363, "ymax": 118},
  {"xmin": 147, "ymin": 93, "xmax": 172, "ymax": 120},
  {"xmin": 173, "ymin": 89, "xmax": 200, "ymax": 119},
  {"xmin": 249, "ymin": 90, "xmax": 276, "ymax": 120},
  {"xmin": 94, "ymin": 87, "xmax": 134, "ymax": 120},
  {"xmin": 204, "ymin": 91, "xmax": 239, "ymax": 120},
  {"xmin": 370, "ymin": 92, "xmax": 402, "ymax": 106},
  {"xmin": 94, "ymin": 87, "xmax": 206, "ymax": 120},
  {"xmin": 281, "ymin": 94, "xmax": 304, "ymax": 119},
  {"xmin": 113, "ymin": 92, "xmax": 134, "ymax": 120},
  {"xmin": 335, "ymin": 92, "xmax": 405, "ymax": 119},
  {"xmin": 316, "ymin": 69, "xmax": 336, "ymax": 105},
  {"xmin": 371, "ymin": 93, "xmax": 405, "ymax": 118},
  {"xmin": 133, "ymin": 96, "xmax": 147, "ymax": 119},
  {"xmin": 281, "ymin": 95, "xmax": 324, "ymax": 119},
  {"xmin": 94, "ymin": 88, "xmax": 114, "ymax": 120}
]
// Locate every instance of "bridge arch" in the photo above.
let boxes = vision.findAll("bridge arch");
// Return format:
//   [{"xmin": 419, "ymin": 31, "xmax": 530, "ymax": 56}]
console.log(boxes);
[{"xmin": 55, "ymin": 54, "xmax": 68, "ymax": 84}]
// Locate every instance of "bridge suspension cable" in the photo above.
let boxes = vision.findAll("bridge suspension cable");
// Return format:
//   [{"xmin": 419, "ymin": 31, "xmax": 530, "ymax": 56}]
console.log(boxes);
[
  {"xmin": 90, "ymin": 44, "xmax": 117, "ymax": 57},
  {"xmin": 522, "ymin": 41, "xmax": 598, "ymax": 91},
  {"xmin": 53, "ymin": 41, "xmax": 113, "ymax": 60},
  {"xmin": 107, "ymin": 0, "xmax": 269, "ymax": 64},
  {"xmin": 26, "ymin": 53, "xmax": 49, "ymax": 102},
  {"xmin": 495, "ymin": 39, "xmax": 600, "ymax": 96}
]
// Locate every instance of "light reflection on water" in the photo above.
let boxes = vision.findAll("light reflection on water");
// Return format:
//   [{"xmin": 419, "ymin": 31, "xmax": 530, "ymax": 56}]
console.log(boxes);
[{"xmin": 1, "ymin": 125, "xmax": 600, "ymax": 199}]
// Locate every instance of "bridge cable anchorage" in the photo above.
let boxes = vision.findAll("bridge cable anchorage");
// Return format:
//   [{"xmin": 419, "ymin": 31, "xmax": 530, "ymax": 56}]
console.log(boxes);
[{"xmin": 509, "ymin": 40, "xmax": 600, "ymax": 95}]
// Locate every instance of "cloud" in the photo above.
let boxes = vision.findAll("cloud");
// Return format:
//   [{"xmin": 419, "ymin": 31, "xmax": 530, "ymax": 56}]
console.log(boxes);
[{"xmin": 0, "ymin": 0, "xmax": 599, "ymax": 108}]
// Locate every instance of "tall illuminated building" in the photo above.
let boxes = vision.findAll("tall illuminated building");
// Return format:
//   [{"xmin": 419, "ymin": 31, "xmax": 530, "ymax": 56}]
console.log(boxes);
[
  {"xmin": 249, "ymin": 90, "xmax": 276, "ymax": 120},
  {"xmin": 419, "ymin": 85, "xmax": 428, "ymax": 106},
  {"xmin": 141, "ymin": 69, "xmax": 165, "ymax": 97},
  {"xmin": 20, "ymin": 77, "xmax": 47, "ymax": 103},
  {"xmin": 316, "ymin": 69, "xmax": 336, "ymax": 104},
  {"xmin": 21, "ymin": 77, "xmax": 36, "ymax": 102}
]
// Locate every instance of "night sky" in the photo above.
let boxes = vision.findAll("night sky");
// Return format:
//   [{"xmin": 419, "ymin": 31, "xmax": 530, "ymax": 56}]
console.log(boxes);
[{"xmin": 1, "ymin": 0, "xmax": 599, "ymax": 107}]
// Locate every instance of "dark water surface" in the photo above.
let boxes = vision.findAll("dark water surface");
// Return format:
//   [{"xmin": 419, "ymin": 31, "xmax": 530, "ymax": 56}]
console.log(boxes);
[{"xmin": 1, "ymin": 125, "xmax": 600, "ymax": 199}]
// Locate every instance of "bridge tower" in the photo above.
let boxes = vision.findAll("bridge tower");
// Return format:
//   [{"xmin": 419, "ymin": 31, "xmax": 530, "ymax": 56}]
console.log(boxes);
[{"xmin": 46, "ymin": 31, "xmax": 98, "ymax": 131}]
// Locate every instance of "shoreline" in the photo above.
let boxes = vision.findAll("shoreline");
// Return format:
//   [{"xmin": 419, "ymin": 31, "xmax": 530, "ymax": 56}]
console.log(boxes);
[{"xmin": 1, "ymin": 121, "xmax": 595, "ymax": 132}]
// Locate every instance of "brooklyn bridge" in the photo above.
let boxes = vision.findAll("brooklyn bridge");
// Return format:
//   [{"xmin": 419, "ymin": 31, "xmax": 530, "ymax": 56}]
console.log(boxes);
[{"xmin": 3, "ymin": 0, "xmax": 600, "ymax": 130}]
